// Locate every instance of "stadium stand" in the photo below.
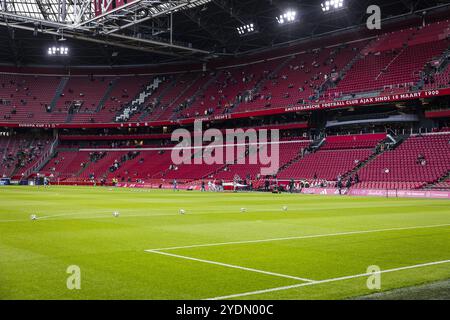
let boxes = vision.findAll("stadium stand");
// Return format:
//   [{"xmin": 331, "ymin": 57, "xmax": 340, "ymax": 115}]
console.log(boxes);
[
  {"xmin": 214, "ymin": 139, "xmax": 311, "ymax": 181},
  {"xmin": 277, "ymin": 134, "xmax": 385, "ymax": 181},
  {"xmin": 146, "ymin": 73, "xmax": 200, "ymax": 121},
  {"xmin": 328, "ymin": 42, "xmax": 449, "ymax": 97},
  {"xmin": 0, "ymin": 135, "xmax": 23, "ymax": 178},
  {"xmin": 99, "ymin": 75, "xmax": 153, "ymax": 122},
  {"xmin": 0, "ymin": 74, "xmax": 62, "ymax": 123},
  {"xmin": 424, "ymin": 62, "xmax": 450, "ymax": 90},
  {"xmin": 176, "ymin": 59, "xmax": 283, "ymax": 118},
  {"xmin": 237, "ymin": 43, "xmax": 367, "ymax": 111},
  {"xmin": 0, "ymin": 135, "xmax": 53, "ymax": 179},
  {"xmin": 426, "ymin": 176, "xmax": 450, "ymax": 190},
  {"xmin": 57, "ymin": 76, "xmax": 114, "ymax": 123},
  {"xmin": 1, "ymin": 22, "xmax": 449, "ymax": 125},
  {"xmin": 355, "ymin": 133, "xmax": 450, "ymax": 189},
  {"xmin": 327, "ymin": 21, "xmax": 450, "ymax": 98}
]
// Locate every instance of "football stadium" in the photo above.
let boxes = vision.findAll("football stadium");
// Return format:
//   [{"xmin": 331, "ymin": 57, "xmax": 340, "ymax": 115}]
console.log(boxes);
[{"xmin": 0, "ymin": 0, "xmax": 449, "ymax": 305}]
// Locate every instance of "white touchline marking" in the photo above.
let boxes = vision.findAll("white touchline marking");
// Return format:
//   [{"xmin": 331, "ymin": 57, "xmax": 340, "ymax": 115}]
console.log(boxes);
[
  {"xmin": 0, "ymin": 219, "xmax": 29, "ymax": 222},
  {"xmin": 0, "ymin": 205, "xmax": 308, "ymax": 222},
  {"xmin": 37, "ymin": 212, "xmax": 96, "ymax": 220},
  {"xmin": 0, "ymin": 210, "xmax": 117, "ymax": 222},
  {"xmin": 147, "ymin": 223, "xmax": 450, "ymax": 251},
  {"xmin": 146, "ymin": 250, "xmax": 315, "ymax": 283},
  {"xmin": 0, "ymin": 210, "xmax": 234, "ymax": 222},
  {"xmin": 205, "ymin": 259, "xmax": 450, "ymax": 300},
  {"xmin": 41, "ymin": 209, "xmax": 250, "ymax": 221}
]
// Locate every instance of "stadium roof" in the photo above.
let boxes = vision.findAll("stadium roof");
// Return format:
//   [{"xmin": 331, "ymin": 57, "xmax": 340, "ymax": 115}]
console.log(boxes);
[
  {"xmin": 1, "ymin": 0, "xmax": 212, "ymax": 23},
  {"xmin": 3, "ymin": 0, "xmax": 60, "ymax": 20},
  {"xmin": 0, "ymin": 0, "xmax": 448, "ymax": 66}
]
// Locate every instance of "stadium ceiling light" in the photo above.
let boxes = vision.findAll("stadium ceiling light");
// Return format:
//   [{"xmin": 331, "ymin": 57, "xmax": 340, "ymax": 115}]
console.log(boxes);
[
  {"xmin": 276, "ymin": 10, "xmax": 297, "ymax": 25},
  {"xmin": 47, "ymin": 46, "xmax": 69, "ymax": 56},
  {"xmin": 236, "ymin": 23, "xmax": 257, "ymax": 36},
  {"xmin": 321, "ymin": 0, "xmax": 344, "ymax": 12}
]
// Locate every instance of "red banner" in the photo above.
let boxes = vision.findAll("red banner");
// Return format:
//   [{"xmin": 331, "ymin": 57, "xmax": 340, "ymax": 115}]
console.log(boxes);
[{"xmin": 425, "ymin": 109, "xmax": 450, "ymax": 118}]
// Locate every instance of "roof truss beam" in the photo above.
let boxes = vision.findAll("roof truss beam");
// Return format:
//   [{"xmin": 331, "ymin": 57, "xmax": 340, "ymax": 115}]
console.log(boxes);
[{"xmin": 0, "ymin": 0, "xmax": 211, "ymax": 56}]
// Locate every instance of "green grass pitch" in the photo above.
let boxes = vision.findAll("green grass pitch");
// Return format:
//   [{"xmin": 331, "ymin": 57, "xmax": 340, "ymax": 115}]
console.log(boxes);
[{"xmin": 0, "ymin": 186, "xmax": 449, "ymax": 300}]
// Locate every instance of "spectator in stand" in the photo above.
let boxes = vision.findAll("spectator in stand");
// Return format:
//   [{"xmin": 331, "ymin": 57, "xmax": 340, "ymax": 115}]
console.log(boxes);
[
  {"xmin": 289, "ymin": 178, "xmax": 295, "ymax": 193},
  {"xmin": 346, "ymin": 176, "xmax": 353, "ymax": 189},
  {"xmin": 201, "ymin": 180, "xmax": 206, "ymax": 192},
  {"xmin": 416, "ymin": 154, "xmax": 426, "ymax": 166},
  {"xmin": 264, "ymin": 177, "xmax": 270, "ymax": 192},
  {"xmin": 337, "ymin": 179, "xmax": 343, "ymax": 195}
]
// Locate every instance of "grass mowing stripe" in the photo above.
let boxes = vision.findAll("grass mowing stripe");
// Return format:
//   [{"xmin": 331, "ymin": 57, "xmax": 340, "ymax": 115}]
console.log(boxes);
[
  {"xmin": 147, "ymin": 223, "xmax": 450, "ymax": 251},
  {"xmin": 146, "ymin": 250, "xmax": 315, "ymax": 282},
  {"xmin": 206, "ymin": 259, "xmax": 450, "ymax": 300}
]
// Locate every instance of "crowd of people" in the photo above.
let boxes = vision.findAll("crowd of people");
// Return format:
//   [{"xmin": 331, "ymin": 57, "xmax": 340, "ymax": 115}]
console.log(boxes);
[
  {"xmin": 109, "ymin": 151, "xmax": 140, "ymax": 173},
  {"xmin": 1, "ymin": 137, "xmax": 50, "ymax": 177}
]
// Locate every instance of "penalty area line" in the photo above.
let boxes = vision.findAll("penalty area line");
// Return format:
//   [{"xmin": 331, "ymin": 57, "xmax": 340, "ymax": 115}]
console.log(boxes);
[
  {"xmin": 145, "ymin": 249, "xmax": 315, "ymax": 283},
  {"xmin": 205, "ymin": 259, "xmax": 450, "ymax": 300},
  {"xmin": 147, "ymin": 223, "xmax": 450, "ymax": 251}
]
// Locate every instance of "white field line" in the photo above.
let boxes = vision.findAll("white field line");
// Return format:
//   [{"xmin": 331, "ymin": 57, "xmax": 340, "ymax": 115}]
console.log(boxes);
[
  {"xmin": 0, "ymin": 211, "xmax": 236, "ymax": 223},
  {"xmin": 0, "ymin": 208, "xmax": 257, "ymax": 223},
  {"xmin": 0, "ymin": 210, "xmax": 115, "ymax": 223},
  {"xmin": 205, "ymin": 259, "xmax": 450, "ymax": 300},
  {"xmin": 147, "ymin": 223, "xmax": 450, "ymax": 251},
  {"xmin": 146, "ymin": 250, "xmax": 315, "ymax": 283},
  {"xmin": 37, "ymin": 212, "xmax": 94, "ymax": 220},
  {"xmin": 0, "ymin": 219, "xmax": 30, "ymax": 222}
]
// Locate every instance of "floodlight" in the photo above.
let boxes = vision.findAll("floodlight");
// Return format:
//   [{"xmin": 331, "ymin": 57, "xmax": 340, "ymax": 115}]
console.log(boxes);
[
  {"xmin": 276, "ymin": 10, "xmax": 297, "ymax": 25},
  {"xmin": 321, "ymin": 0, "xmax": 344, "ymax": 12},
  {"xmin": 47, "ymin": 45, "xmax": 69, "ymax": 56},
  {"xmin": 236, "ymin": 23, "xmax": 257, "ymax": 36}
]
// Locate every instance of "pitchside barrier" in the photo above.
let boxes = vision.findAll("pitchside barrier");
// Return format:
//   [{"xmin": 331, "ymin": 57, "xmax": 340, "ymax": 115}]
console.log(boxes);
[
  {"xmin": 109, "ymin": 183, "xmax": 450, "ymax": 199},
  {"xmin": 10, "ymin": 178, "xmax": 450, "ymax": 199},
  {"xmin": 300, "ymin": 187, "xmax": 450, "ymax": 199},
  {"xmin": 0, "ymin": 177, "xmax": 10, "ymax": 185}
]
